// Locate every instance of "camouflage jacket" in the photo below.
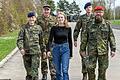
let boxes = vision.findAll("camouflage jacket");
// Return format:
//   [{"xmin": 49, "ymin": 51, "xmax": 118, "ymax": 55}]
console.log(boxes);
[
  {"xmin": 17, "ymin": 23, "xmax": 46, "ymax": 54},
  {"xmin": 73, "ymin": 13, "xmax": 94, "ymax": 41},
  {"xmin": 37, "ymin": 15, "xmax": 56, "ymax": 46},
  {"xmin": 80, "ymin": 19, "xmax": 116, "ymax": 55}
]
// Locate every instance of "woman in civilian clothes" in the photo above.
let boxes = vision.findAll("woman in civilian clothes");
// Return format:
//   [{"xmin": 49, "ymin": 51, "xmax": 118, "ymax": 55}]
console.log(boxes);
[{"xmin": 47, "ymin": 12, "xmax": 72, "ymax": 80}]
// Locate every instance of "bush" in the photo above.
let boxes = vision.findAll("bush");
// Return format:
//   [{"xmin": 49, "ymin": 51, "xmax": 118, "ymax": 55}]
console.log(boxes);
[{"xmin": 111, "ymin": 20, "xmax": 120, "ymax": 25}]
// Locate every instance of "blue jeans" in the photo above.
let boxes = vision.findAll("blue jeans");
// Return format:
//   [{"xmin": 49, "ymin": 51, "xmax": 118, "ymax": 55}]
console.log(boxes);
[{"xmin": 52, "ymin": 43, "xmax": 70, "ymax": 80}]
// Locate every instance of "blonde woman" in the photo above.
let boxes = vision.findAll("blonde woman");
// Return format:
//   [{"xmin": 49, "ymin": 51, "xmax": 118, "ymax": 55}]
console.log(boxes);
[{"xmin": 47, "ymin": 13, "xmax": 72, "ymax": 80}]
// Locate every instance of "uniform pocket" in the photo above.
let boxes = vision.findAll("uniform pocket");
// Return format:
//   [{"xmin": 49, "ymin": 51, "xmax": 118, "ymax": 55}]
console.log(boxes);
[
  {"xmin": 101, "ymin": 28, "xmax": 109, "ymax": 39},
  {"xmin": 89, "ymin": 29, "xmax": 96, "ymax": 40},
  {"xmin": 32, "ymin": 31, "xmax": 39, "ymax": 40}
]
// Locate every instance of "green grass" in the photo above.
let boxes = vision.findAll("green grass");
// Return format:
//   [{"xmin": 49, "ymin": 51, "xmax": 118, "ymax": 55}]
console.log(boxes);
[
  {"xmin": 111, "ymin": 20, "xmax": 120, "ymax": 25},
  {"xmin": 0, "ymin": 30, "xmax": 19, "ymax": 61}
]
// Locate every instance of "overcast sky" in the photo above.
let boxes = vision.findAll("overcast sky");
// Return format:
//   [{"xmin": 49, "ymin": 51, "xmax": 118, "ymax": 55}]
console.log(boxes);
[{"xmin": 54, "ymin": 0, "xmax": 120, "ymax": 14}]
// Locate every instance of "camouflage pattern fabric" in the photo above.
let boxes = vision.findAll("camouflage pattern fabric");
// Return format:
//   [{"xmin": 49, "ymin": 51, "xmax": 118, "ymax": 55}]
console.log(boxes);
[
  {"xmin": 17, "ymin": 23, "xmax": 45, "ymax": 54},
  {"xmin": 17, "ymin": 23, "xmax": 45, "ymax": 80},
  {"xmin": 23, "ymin": 54, "xmax": 40, "ymax": 80},
  {"xmin": 80, "ymin": 19, "xmax": 116, "ymax": 80},
  {"xmin": 73, "ymin": 14, "xmax": 94, "ymax": 73},
  {"xmin": 37, "ymin": 15, "xmax": 56, "ymax": 76}
]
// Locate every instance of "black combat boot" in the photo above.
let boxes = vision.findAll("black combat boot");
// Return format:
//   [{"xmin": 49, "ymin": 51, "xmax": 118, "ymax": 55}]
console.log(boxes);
[
  {"xmin": 42, "ymin": 74, "xmax": 47, "ymax": 80},
  {"xmin": 82, "ymin": 73, "xmax": 87, "ymax": 80},
  {"xmin": 26, "ymin": 75, "xmax": 32, "ymax": 80}
]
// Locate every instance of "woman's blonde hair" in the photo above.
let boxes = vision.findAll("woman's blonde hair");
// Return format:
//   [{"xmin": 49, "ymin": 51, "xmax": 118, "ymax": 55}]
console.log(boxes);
[{"xmin": 56, "ymin": 12, "xmax": 69, "ymax": 27}]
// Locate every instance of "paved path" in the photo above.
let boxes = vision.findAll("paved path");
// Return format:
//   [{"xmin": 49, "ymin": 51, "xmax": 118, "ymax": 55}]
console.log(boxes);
[{"xmin": 0, "ymin": 22, "xmax": 120, "ymax": 80}]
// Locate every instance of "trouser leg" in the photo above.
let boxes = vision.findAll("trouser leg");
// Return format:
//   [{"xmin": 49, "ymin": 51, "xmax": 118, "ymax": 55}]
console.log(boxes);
[
  {"xmin": 52, "ymin": 45, "xmax": 62, "ymax": 80},
  {"xmin": 87, "ymin": 53, "xmax": 97, "ymax": 80},
  {"xmin": 81, "ymin": 58, "xmax": 88, "ymax": 80},
  {"xmin": 31, "ymin": 54, "xmax": 40, "ymax": 80},
  {"xmin": 23, "ymin": 54, "xmax": 32, "ymax": 80},
  {"xmin": 98, "ymin": 54, "xmax": 108, "ymax": 80},
  {"xmin": 48, "ymin": 55, "xmax": 56, "ymax": 80},
  {"xmin": 61, "ymin": 43, "xmax": 70, "ymax": 80},
  {"xmin": 61, "ymin": 50, "xmax": 70, "ymax": 80},
  {"xmin": 41, "ymin": 53, "xmax": 48, "ymax": 75}
]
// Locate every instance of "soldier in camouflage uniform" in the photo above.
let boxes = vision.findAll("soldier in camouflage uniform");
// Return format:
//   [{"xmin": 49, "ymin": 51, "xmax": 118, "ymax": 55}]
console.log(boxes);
[
  {"xmin": 73, "ymin": 2, "xmax": 94, "ymax": 80},
  {"xmin": 80, "ymin": 6, "xmax": 116, "ymax": 80},
  {"xmin": 17, "ymin": 11, "xmax": 45, "ymax": 80},
  {"xmin": 37, "ymin": 5, "xmax": 56, "ymax": 80},
  {"xmin": 56, "ymin": 8, "xmax": 64, "ymax": 16}
]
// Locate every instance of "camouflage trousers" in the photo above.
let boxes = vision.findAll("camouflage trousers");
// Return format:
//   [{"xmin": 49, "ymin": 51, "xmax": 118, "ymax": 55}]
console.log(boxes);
[
  {"xmin": 23, "ymin": 54, "xmax": 40, "ymax": 80},
  {"xmin": 41, "ymin": 52, "xmax": 56, "ymax": 76},
  {"xmin": 87, "ymin": 52, "xmax": 109, "ymax": 80},
  {"xmin": 81, "ymin": 57, "xmax": 88, "ymax": 73}
]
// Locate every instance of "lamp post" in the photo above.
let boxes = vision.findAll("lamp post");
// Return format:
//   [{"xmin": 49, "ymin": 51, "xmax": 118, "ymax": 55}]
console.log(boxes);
[
  {"xmin": 111, "ymin": 0, "xmax": 116, "ymax": 20},
  {"xmin": 113, "ymin": 0, "xmax": 116, "ymax": 20}
]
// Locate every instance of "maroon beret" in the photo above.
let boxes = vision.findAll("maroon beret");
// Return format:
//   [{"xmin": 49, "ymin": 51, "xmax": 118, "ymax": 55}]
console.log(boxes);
[{"xmin": 94, "ymin": 6, "xmax": 104, "ymax": 11}]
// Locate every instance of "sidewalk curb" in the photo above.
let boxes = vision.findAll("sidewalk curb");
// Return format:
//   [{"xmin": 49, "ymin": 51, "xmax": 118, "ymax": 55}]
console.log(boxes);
[{"xmin": 0, "ymin": 47, "xmax": 19, "ymax": 68}]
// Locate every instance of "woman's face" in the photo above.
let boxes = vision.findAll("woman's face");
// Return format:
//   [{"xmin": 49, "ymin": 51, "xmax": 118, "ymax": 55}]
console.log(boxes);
[{"xmin": 57, "ymin": 14, "xmax": 65, "ymax": 24}]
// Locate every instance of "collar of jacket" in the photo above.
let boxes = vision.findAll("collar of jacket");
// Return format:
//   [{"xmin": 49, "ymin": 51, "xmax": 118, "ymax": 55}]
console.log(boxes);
[
  {"xmin": 92, "ymin": 18, "xmax": 106, "ymax": 25},
  {"xmin": 25, "ymin": 23, "xmax": 37, "ymax": 28},
  {"xmin": 42, "ymin": 14, "xmax": 52, "ymax": 19},
  {"xmin": 85, "ymin": 13, "xmax": 93, "ymax": 17}
]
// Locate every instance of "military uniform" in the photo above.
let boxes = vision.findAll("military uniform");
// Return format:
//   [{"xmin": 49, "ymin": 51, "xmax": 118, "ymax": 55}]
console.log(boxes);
[
  {"xmin": 73, "ymin": 13, "xmax": 94, "ymax": 74},
  {"xmin": 37, "ymin": 15, "xmax": 56, "ymax": 77},
  {"xmin": 17, "ymin": 23, "xmax": 45, "ymax": 80},
  {"xmin": 80, "ymin": 19, "xmax": 116, "ymax": 80}
]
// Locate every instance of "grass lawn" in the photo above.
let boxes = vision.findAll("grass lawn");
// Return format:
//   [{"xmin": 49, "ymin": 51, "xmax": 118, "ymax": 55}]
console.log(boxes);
[
  {"xmin": 0, "ymin": 30, "xmax": 19, "ymax": 61},
  {"xmin": 111, "ymin": 20, "xmax": 120, "ymax": 25}
]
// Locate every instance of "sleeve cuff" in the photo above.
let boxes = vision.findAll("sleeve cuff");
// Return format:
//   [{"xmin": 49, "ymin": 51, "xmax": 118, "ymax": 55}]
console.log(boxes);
[{"xmin": 111, "ymin": 48, "xmax": 116, "ymax": 52}]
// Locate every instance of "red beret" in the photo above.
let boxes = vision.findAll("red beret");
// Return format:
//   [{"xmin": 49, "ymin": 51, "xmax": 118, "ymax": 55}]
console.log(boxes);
[{"xmin": 94, "ymin": 6, "xmax": 104, "ymax": 11}]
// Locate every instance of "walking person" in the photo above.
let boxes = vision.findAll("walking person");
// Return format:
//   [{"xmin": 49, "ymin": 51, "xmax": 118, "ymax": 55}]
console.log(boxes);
[
  {"xmin": 47, "ymin": 12, "xmax": 72, "ymax": 80},
  {"xmin": 56, "ymin": 8, "xmax": 64, "ymax": 16},
  {"xmin": 37, "ymin": 5, "xmax": 56, "ymax": 80},
  {"xmin": 17, "ymin": 11, "xmax": 45, "ymax": 80},
  {"xmin": 80, "ymin": 6, "xmax": 116, "ymax": 80},
  {"xmin": 73, "ymin": 2, "xmax": 94, "ymax": 80}
]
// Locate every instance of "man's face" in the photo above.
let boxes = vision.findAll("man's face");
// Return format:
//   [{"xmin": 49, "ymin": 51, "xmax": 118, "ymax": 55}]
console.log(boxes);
[
  {"xmin": 94, "ymin": 11, "xmax": 104, "ymax": 23},
  {"xmin": 28, "ymin": 16, "xmax": 36, "ymax": 25},
  {"xmin": 86, "ymin": 6, "xmax": 92, "ymax": 13},
  {"xmin": 43, "ymin": 8, "xmax": 51, "ymax": 17}
]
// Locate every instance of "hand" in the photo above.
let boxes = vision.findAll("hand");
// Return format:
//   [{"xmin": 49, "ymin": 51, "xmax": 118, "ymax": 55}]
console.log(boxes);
[
  {"xmin": 80, "ymin": 51, "xmax": 86, "ymax": 58},
  {"xmin": 43, "ymin": 52, "xmax": 47, "ymax": 59},
  {"xmin": 111, "ymin": 51, "xmax": 115, "ymax": 57},
  {"xmin": 47, "ymin": 51, "xmax": 51, "ymax": 58},
  {"xmin": 20, "ymin": 49, "xmax": 25, "ymax": 56},
  {"xmin": 74, "ymin": 41, "xmax": 77, "ymax": 47}
]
